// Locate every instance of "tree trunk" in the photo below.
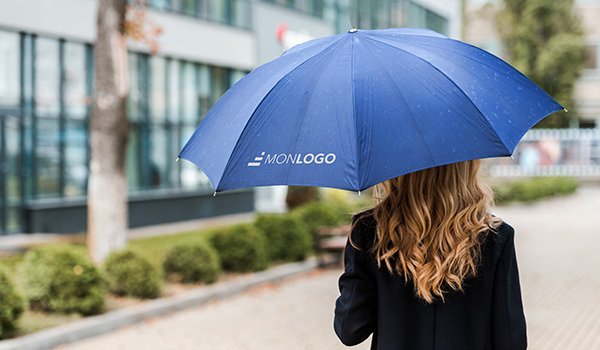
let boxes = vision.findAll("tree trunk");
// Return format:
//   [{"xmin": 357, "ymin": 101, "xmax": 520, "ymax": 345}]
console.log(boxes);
[{"xmin": 88, "ymin": 0, "xmax": 129, "ymax": 264}]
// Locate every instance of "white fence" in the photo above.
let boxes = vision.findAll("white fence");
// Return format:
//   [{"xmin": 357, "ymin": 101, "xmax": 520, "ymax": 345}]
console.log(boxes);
[{"xmin": 484, "ymin": 128, "xmax": 600, "ymax": 177}]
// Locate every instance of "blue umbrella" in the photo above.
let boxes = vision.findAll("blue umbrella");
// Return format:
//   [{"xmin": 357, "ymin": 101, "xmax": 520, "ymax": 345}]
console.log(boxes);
[{"xmin": 178, "ymin": 28, "xmax": 563, "ymax": 193}]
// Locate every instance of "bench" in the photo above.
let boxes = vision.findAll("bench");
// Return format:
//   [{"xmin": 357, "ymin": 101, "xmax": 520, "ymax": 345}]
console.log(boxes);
[{"xmin": 315, "ymin": 224, "xmax": 351, "ymax": 267}]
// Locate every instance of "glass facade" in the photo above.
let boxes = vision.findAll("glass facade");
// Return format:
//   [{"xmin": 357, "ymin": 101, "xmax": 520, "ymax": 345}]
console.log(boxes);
[
  {"xmin": 126, "ymin": 53, "xmax": 242, "ymax": 193},
  {"xmin": 148, "ymin": 0, "xmax": 251, "ymax": 28},
  {"xmin": 0, "ymin": 29, "xmax": 245, "ymax": 234},
  {"xmin": 146, "ymin": 0, "xmax": 449, "ymax": 35}
]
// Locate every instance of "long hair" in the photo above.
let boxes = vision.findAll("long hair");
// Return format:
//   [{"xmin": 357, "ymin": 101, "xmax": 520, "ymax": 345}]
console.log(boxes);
[{"xmin": 356, "ymin": 159, "xmax": 501, "ymax": 303}]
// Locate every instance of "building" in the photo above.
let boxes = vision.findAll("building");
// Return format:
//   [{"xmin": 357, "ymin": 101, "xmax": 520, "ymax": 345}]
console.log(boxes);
[{"xmin": 0, "ymin": 0, "xmax": 461, "ymax": 235}]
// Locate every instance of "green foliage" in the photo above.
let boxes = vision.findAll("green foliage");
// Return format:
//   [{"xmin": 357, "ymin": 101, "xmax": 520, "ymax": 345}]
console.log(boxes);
[
  {"xmin": 162, "ymin": 243, "xmax": 220, "ymax": 284},
  {"xmin": 18, "ymin": 246, "xmax": 106, "ymax": 316},
  {"xmin": 103, "ymin": 250, "xmax": 161, "ymax": 299},
  {"xmin": 291, "ymin": 201, "xmax": 353, "ymax": 237},
  {"xmin": 210, "ymin": 224, "xmax": 268, "ymax": 272},
  {"xmin": 494, "ymin": 177, "xmax": 579, "ymax": 203},
  {"xmin": 285, "ymin": 186, "xmax": 321, "ymax": 209},
  {"xmin": 497, "ymin": 0, "xmax": 587, "ymax": 128},
  {"xmin": 0, "ymin": 267, "xmax": 24, "ymax": 340},
  {"xmin": 254, "ymin": 214, "xmax": 313, "ymax": 262}
]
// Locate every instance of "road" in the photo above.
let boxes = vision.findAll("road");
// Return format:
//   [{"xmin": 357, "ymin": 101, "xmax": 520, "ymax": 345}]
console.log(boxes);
[{"xmin": 63, "ymin": 186, "xmax": 600, "ymax": 350}]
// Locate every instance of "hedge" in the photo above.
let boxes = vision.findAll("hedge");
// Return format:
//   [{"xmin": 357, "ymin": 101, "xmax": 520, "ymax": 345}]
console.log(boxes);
[
  {"xmin": 163, "ymin": 243, "xmax": 220, "ymax": 284},
  {"xmin": 210, "ymin": 224, "xmax": 268, "ymax": 272},
  {"xmin": 19, "ymin": 246, "xmax": 106, "ymax": 316},
  {"xmin": 104, "ymin": 250, "xmax": 161, "ymax": 299}
]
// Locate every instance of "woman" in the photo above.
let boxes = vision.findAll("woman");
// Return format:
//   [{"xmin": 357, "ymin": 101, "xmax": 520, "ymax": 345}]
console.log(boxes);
[{"xmin": 334, "ymin": 160, "xmax": 527, "ymax": 350}]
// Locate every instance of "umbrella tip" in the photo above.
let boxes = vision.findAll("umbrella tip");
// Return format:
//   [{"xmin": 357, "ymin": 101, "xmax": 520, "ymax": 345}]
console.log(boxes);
[
  {"xmin": 348, "ymin": 28, "xmax": 358, "ymax": 33},
  {"xmin": 176, "ymin": 157, "xmax": 180, "ymax": 162},
  {"xmin": 564, "ymin": 108, "xmax": 568, "ymax": 113},
  {"xmin": 213, "ymin": 191, "xmax": 217, "ymax": 197},
  {"xmin": 358, "ymin": 190, "xmax": 362, "ymax": 196}
]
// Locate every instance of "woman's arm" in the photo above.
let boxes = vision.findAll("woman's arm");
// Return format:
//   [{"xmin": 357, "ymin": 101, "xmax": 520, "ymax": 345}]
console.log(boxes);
[{"xmin": 334, "ymin": 237, "xmax": 377, "ymax": 346}]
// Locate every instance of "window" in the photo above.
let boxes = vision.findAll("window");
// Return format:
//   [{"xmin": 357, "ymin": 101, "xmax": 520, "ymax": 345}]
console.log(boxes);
[
  {"xmin": 64, "ymin": 42, "xmax": 89, "ymax": 197},
  {"xmin": 181, "ymin": 62, "xmax": 198, "ymax": 124},
  {"xmin": 168, "ymin": 59, "xmax": 180, "ymax": 121},
  {"xmin": 64, "ymin": 43, "xmax": 87, "ymax": 118},
  {"xmin": 150, "ymin": 56, "xmax": 167, "ymax": 122},
  {"xmin": 150, "ymin": 0, "xmax": 171, "ymax": 10},
  {"xmin": 64, "ymin": 121, "xmax": 87, "ymax": 196},
  {"xmin": 0, "ymin": 31, "xmax": 20, "ymax": 107},
  {"xmin": 35, "ymin": 38, "xmax": 60, "ymax": 116},
  {"xmin": 406, "ymin": 2, "xmax": 448, "ymax": 35},
  {"xmin": 35, "ymin": 38, "xmax": 60, "ymax": 197}
]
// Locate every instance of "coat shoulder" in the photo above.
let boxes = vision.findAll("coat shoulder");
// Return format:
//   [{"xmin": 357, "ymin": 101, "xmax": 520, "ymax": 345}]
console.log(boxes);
[
  {"xmin": 350, "ymin": 210, "xmax": 377, "ymax": 251},
  {"xmin": 487, "ymin": 220, "xmax": 516, "ymax": 256}
]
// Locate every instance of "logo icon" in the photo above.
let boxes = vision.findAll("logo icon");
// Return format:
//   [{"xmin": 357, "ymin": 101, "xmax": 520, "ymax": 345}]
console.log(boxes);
[{"xmin": 247, "ymin": 152, "xmax": 264, "ymax": 167}]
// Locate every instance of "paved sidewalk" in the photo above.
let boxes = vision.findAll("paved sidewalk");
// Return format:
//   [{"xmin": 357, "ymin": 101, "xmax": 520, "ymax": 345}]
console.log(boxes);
[{"xmin": 62, "ymin": 187, "xmax": 599, "ymax": 350}]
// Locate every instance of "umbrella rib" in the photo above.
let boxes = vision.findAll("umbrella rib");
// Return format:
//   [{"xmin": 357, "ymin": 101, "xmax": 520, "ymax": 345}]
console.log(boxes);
[
  {"xmin": 217, "ymin": 36, "xmax": 348, "ymax": 190},
  {"xmin": 350, "ymin": 34, "xmax": 361, "ymax": 191},
  {"xmin": 362, "ymin": 35, "xmax": 513, "ymax": 155}
]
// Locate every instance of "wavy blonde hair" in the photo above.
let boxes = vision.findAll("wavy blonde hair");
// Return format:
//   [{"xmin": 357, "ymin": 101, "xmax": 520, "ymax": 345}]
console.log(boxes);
[{"xmin": 356, "ymin": 159, "xmax": 501, "ymax": 303}]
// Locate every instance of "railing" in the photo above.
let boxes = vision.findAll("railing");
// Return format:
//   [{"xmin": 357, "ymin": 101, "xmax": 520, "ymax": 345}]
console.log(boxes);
[{"xmin": 484, "ymin": 128, "xmax": 600, "ymax": 177}]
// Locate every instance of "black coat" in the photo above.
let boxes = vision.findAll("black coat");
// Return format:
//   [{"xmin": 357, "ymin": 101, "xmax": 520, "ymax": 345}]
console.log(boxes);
[{"xmin": 334, "ymin": 212, "xmax": 527, "ymax": 350}]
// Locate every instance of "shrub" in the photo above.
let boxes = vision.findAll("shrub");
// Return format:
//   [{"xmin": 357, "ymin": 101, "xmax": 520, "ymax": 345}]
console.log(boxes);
[
  {"xmin": 162, "ymin": 243, "xmax": 220, "ymax": 284},
  {"xmin": 104, "ymin": 250, "xmax": 161, "ymax": 299},
  {"xmin": 210, "ymin": 224, "xmax": 268, "ymax": 272},
  {"xmin": 494, "ymin": 177, "xmax": 579, "ymax": 203},
  {"xmin": 291, "ymin": 201, "xmax": 352, "ymax": 236},
  {"xmin": 0, "ymin": 267, "xmax": 23, "ymax": 340},
  {"xmin": 254, "ymin": 214, "xmax": 313, "ymax": 262},
  {"xmin": 18, "ymin": 246, "xmax": 105, "ymax": 316}
]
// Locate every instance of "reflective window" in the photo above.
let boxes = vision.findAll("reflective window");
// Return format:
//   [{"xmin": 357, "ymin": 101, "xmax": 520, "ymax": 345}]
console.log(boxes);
[
  {"xmin": 150, "ymin": 56, "xmax": 167, "ymax": 122},
  {"xmin": 35, "ymin": 38, "xmax": 60, "ymax": 116},
  {"xmin": 128, "ymin": 54, "xmax": 142, "ymax": 120},
  {"xmin": 168, "ymin": 59, "xmax": 180, "ymax": 121},
  {"xmin": 0, "ymin": 31, "xmax": 20, "ymax": 107},
  {"xmin": 36, "ymin": 118, "xmax": 60, "ymax": 197},
  {"xmin": 64, "ymin": 43, "xmax": 88, "ymax": 118},
  {"xmin": 406, "ymin": 2, "xmax": 448, "ymax": 35},
  {"xmin": 149, "ymin": 124, "xmax": 168, "ymax": 188},
  {"xmin": 127, "ymin": 126, "xmax": 141, "ymax": 191},
  {"xmin": 168, "ymin": 126, "xmax": 180, "ymax": 187},
  {"xmin": 64, "ymin": 121, "xmax": 87, "ymax": 196},
  {"xmin": 210, "ymin": 0, "xmax": 227, "ymax": 23},
  {"xmin": 181, "ymin": 62, "xmax": 198, "ymax": 124},
  {"xmin": 198, "ymin": 64, "xmax": 211, "ymax": 117},
  {"xmin": 150, "ymin": 0, "xmax": 171, "ymax": 10},
  {"xmin": 210, "ymin": 66, "xmax": 229, "ymax": 107}
]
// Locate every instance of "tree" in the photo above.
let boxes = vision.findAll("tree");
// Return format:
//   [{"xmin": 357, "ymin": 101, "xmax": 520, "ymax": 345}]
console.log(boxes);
[
  {"xmin": 497, "ymin": 0, "xmax": 587, "ymax": 128},
  {"xmin": 88, "ymin": 0, "xmax": 162, "ymax": 264},
  {"xmin": 87, "ymin": 0, "xmax": 130, "ymax": 264}
]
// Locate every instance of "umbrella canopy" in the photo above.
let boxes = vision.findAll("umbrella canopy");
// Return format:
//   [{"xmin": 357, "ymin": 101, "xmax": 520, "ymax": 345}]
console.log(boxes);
[{"xmin": 178, "ymin": 28, "xmax": 563, "ymax": 192}]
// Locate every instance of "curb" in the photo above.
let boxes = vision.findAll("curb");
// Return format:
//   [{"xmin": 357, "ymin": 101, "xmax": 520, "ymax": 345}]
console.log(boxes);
[{"xmin": 0, "ymin": 259, "xmax": 319, "ymax": 350}]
